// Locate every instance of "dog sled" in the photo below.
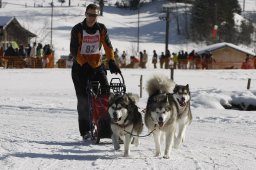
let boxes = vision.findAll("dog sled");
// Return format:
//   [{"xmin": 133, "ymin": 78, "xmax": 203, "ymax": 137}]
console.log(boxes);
[{"xmin": 88, "ymin": 72, "xmax": 126, "ymax": 144}]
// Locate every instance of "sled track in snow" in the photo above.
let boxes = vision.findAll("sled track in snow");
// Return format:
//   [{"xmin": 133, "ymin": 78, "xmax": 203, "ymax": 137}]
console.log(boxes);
[{"xmin": 0, "ymin": 104, "xmax": 76, "ymax": 114}]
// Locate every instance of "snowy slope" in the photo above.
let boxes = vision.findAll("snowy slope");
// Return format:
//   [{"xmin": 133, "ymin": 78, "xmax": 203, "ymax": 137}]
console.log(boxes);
[{"xmin": 1, "ymin": 0, "xmax": 255, "ymax": 61}]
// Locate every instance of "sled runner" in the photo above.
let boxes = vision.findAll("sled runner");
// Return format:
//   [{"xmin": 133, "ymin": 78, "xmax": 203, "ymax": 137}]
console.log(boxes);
[{"xmin": 88, "ymin": 72, "xmax": 126, "ymax": 144}]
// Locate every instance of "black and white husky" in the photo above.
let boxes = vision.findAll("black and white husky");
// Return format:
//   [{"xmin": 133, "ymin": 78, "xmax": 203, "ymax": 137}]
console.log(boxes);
[
  {"xmin": 108, "ymin": 93, "xmax": 143, "ymax": 157},
  {"xmin": 145, "ymin": 74, "xmax": 192, "ymax": 158}
]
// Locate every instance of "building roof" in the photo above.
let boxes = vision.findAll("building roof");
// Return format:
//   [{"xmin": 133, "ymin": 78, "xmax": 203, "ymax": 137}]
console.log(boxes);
[
  {"xmin": 0, "ymin": 16, "xmax": 36, "ymax": 37},
  {"xmin": 196, "ymin": 42, "xmax": 256, "ymax": 56},
  {"xmin": 0, "ymin": 16, "xmax": 13, "ymax": 28}
]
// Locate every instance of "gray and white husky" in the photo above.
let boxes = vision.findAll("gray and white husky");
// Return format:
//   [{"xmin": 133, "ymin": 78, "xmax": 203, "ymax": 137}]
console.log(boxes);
[
  {"xmin": 108, "ymin": 93, "xmax": 143, "ymax": 157},
  {"xmin": 145, "ymin": 74, "xmax": 176, "ymax": 159},
  {"xmin": 171, "ymin": 84, "xmax": 192, "ymax": 149},
  {"xmin": 145, "ymin": 74, "xmax": 192, "ymax": 158}
]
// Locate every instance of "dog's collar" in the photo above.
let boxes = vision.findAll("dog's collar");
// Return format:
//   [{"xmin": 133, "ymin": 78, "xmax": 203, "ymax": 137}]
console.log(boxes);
[
  {"xmin": 111, "ymin": 116, "xmax": 131, "ymax": 128},
  {"xmin": 111, "ymin": 121, "xmax": 131, "ymax": 128}
]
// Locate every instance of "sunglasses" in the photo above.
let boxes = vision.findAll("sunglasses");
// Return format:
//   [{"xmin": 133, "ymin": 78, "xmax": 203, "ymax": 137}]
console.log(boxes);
[{"xmin": 86, "ymin": 13, "xmax": 98, "ymax": 17}]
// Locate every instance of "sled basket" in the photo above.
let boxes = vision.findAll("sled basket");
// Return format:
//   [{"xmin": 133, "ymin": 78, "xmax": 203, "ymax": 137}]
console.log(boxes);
[{"xmin": 109, "ymin": 73, "xmax": 126, "ymax": 95}]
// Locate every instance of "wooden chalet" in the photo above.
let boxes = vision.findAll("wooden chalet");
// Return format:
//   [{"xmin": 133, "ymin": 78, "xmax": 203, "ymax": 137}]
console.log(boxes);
[
  {"xmin": 0, "ymin": 16, "xmax": 38, "ymax": 68},
  {"xmin": 196, "ymin": 42, "xmax": 255, "ymax": 69},
  {"xmin": 0, "ymin": 16, "xmax": 36, "ymax": 48}
]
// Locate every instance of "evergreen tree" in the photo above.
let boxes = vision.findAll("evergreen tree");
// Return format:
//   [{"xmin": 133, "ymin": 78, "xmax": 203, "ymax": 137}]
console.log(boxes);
[
  {"xmin": 190, "ymin": 0, "xmax": 241, "ymax": 43},
  {"xmin": 238, "ymin": 21, "xmax": 254, "ymax": 45},
  {"xmin": 190, "ymin": 0, "xmax": 210, "ymax": 41}
]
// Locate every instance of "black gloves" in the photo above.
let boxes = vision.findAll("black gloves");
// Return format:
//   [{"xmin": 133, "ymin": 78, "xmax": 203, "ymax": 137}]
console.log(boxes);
[{"xmin": 108, "ymin": 60, "xmax": 121, "ymax": 74}]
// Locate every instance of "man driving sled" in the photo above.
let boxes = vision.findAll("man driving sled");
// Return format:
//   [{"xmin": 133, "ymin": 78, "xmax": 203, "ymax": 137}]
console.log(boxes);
[{"xmin": 70, "ymin": 4, "xmax": 121, "ymax": 141}]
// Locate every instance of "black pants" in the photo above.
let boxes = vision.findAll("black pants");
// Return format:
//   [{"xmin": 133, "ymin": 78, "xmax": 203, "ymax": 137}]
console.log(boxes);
[{"xmin": 71, "ymin": 61, "xmax": 109, "ymax": 136}]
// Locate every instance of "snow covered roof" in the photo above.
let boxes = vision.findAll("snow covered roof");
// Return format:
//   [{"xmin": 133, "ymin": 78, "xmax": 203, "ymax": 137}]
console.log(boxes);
[
  {"xmin": 0, "ymin": 16, "xmax": 36, "ymax": 37},
  {"xmin": 196, "ymin": 42, "xmax": 256, "ymax": 56},
  {"xmin": 0, "ymin": 16, "xmax": 14, "ymax": 29}
]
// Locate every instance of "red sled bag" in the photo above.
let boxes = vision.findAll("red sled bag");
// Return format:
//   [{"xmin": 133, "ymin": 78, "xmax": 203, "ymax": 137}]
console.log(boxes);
[{"xmin": 92, "ymin": 95, "xmax": 112, "ymax": 143}]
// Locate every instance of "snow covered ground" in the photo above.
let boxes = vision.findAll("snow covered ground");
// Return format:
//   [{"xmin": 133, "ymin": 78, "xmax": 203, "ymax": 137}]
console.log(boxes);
[
  {"xmin": 0, "ymin": 68, "xmax": 256, "ymax": 170},
  {"xmin": 1, "ymin": 0, "xmax": 256, "ymax": 169}
]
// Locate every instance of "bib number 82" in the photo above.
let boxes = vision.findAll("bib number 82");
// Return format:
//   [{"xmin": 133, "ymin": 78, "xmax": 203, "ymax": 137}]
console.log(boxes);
[{"xmin": 86, "ymin": 45, "xmax": 96, "ymax": 53}]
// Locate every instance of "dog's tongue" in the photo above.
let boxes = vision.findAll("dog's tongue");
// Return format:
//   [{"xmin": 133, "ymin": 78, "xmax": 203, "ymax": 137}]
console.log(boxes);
[
  {"xmin": 158, "ymin": 122, "xmax": 164, "ymax": 127},
  {"xmin": 113, "ymin": 117, "xmax": 121, "ymax": 122},
  {"xmin": 178, "ymin": 99, "xmax": 185, "ymax": 107}
]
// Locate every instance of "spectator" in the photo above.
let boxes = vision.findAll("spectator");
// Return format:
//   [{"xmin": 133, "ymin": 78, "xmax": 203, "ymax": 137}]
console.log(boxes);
[
  {"xmin": 187, "ymin": 50, "xmax": 195, "ymax": 69},
  {"xmin": 194, "ymin": 53, "xmax": 202, "ymax": 69},
  {"xmin": 141, "ymin": 50, "xmax": 148, "ymax": 68},
  {"xmin": 120, "ymin": 51, "xmax": 127, "ymax": 68},
  {"xmin": 36, "ymin": 43, "xmax": 43, "ymax": 58},
  {"xmin": 241, "ymin": 56, "xmax": 253, "ymax": 69},
  {"xmin": 4, "ymin": 44, "xmax": 17, "ymax": 56},
  {"xmin": 172, "ymin": 52, "xmax": 178, "ymax": 69},
  {"xmin": 0, "ymin": 46, "xmax": 3, "ymax": 56},
  {"xmin": 42, "ymin": 54, "xmax": 49, "ymax": 68},
  {"xmin": 159, "ymin": 52, "xmax": 165, "ymax": 68},
  {"xmin": 201, "ymin": 51, "xmax": 215, "ymax": 69},
  {"xmin": 126, "ymin": 56, "xmax": 140, "ymax": 68},
  {"xmin": 152, "ymin": 50, "xmax": 158, "ymax": 69},
  {"xmin": 18, "ymin": 44, "xmax": 26, "ymax": 58},
  {"xmin": 29, "ymin": 42, "xmax": 37, "ymax": 58},
  {"xmin": 114, "ymin": 48, "xmax": 119, "ymax": 55},
  {"xmin": 114, "ymin": 51, "xmax": 120, "ymax": 67},
  {"xmin": 139, "ymin": 51, "xmax": 143, "ymax": 67},
  {"xmin": 254, "ymin": 56, "xmax": 256, "ymax": 69},
  {"xmin": 182, "ymin": 51, "xmax": 188, "ymax": 69},
  {"xmin": 164, "ymin": 49, "xmax": 170, "ymax": 69},
  {"xmin": 25, "ymin": 43, "xmax": 31, "ymax": 57}
]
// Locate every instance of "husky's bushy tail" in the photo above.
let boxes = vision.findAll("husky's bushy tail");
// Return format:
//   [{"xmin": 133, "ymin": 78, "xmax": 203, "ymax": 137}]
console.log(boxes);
[{"xmin": 146, "ymin": 74, "xmax": 175, "ymax": 96}]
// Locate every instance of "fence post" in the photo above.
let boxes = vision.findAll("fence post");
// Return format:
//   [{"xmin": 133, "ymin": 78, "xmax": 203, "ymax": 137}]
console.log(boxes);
[
  {"xmin": 170, "ymin": 67, "xmax": 174, "ymax": 80},
  {"xmin": 139, "ymin": 75, "xmax": 143, "ymax": 98},
  {"xmin": 247, "ymin": 78, "xmax": 251, "ymax": 90}
]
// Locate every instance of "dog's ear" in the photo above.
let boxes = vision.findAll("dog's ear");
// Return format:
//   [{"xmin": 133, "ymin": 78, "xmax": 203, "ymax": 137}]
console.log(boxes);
[
  {"xmin": 122, "ymin": 93, "xmax": 130, "ymax": 104},
  {"xmin": 164, "ymin": 94, "xmax": 169, "ymax": 103},
  {"xmin": 108, "ymin": 93, "xmax": 115, "ymax": 104},
  {"xmin": 166, "ymin": 93, "xmax": 172, "ymax": 103},
  {"xmin": 173, "ymin": 85, "xmax": 178, "ymax": 93},
  {"xmin": 186, "ymin": 84, "xmax": 189, "ymax": 89}
]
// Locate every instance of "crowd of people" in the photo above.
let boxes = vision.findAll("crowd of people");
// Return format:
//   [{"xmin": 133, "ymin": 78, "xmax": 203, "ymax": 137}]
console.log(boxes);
[
  {"xmin": 0, "ymin": 42, "xmax": 54, "ymax": 68},
  {"xmin": 111, "ymin": 48, "xmax": 220, "ymax": 70},
  {"xmin": 110, "ymin": 48, "xmax": 256, "ymax": 70}
]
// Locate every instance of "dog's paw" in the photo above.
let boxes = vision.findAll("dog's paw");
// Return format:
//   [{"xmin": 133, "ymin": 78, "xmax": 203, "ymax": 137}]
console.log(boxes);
[
  {"xmin": 124, "ymin": 151, "xmax": 130, "ymax": 157},
  {"xmin": 163, "ymin": 155, "xmax": 170, "ymax": 159},
  {"xmin": 155, "ymin": 152, "xmax": 161, "ymax": 157},
  {"xmin": 114, "ymin": 144, "xmax": 120, "ymax": 150},
  {"xmin": 133, "ymin": 138, "xmax": 140, "ymax": 147}
]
